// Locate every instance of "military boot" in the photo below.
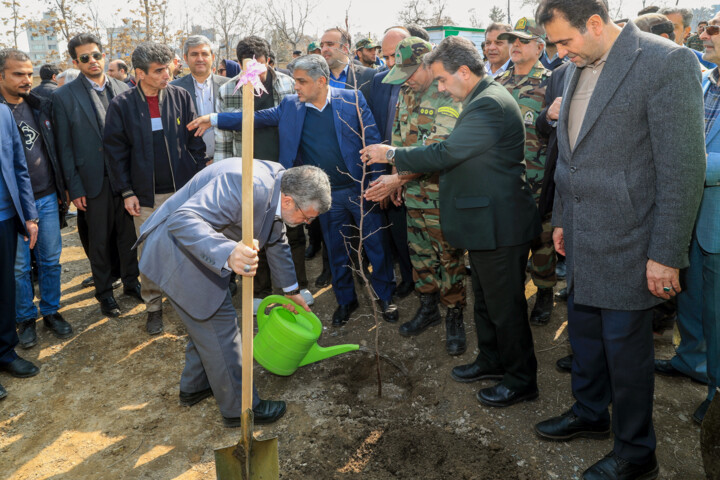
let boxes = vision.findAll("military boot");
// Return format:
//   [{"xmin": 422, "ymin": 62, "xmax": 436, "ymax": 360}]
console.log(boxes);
[
  {"xmin": 530, "ymin": 287, "xmax": 554, "ymax": 326},
  {"xmin": 399, "ymin": 293, "xmax": 441, "ymax": 337},
  {"xmin": 445, "ymin": 306, "xmax": 466, "ymax": 356}
]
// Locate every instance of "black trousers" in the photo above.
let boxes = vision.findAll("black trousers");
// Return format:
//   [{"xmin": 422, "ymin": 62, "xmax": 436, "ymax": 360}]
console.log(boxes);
[
  {"xmin": 255, "ymin": 224, "xmax": 307, "ymax": 296},
  {"xmin": 77, "ymin": 209, "xmax": 121, "ymax": 280},
  {"xmin": 385, "ymin": 202, "xmax": 413, "ymax": 285},
  {"xmin": 468, "ymin": 242, "xmax": 537, "ymax": 390},
  {"xmin": 568, "ymin": 294, "xmax": 655, "ymax": 463},
  {"xmin": 85, "ymin": 178, "xmax": 139, "ymax": 300},
  {"xmin": 0, "ymin": 217, "xmax": 19, "ymax": 363}
]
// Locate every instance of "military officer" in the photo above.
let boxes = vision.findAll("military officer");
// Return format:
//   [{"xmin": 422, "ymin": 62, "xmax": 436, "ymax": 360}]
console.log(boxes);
[
  {"xmin": 497, "ymin": 18, "xmax": 556, "ymax": 326},
  {"xmin": 364, "ymin": 37, "xmax": 467, "ymax": 355}
]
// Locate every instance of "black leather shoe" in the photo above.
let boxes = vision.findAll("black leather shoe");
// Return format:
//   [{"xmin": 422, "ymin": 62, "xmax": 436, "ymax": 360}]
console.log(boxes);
[
  {"xmin": 477, "ymin": 383, "xmax": 538, "ymax": 407},
  {"xmin": 556, "ymin": 354, "xmax": 573, "ymax": 373},
  {"xmin": 81, "ymin": 276, "xmax": 95, "ymax": 288},
  {"xmin": 332, "ymin": 299, "xmax": 359, "ymax": 326},
  {"xmin": 17, "ymin": 320, "xmax": 37, "ymax": 349},
  {"xmin": 654, "ymin": 359, "xmax": 707, "ymax": 384},
  {"xmin": 530, "ymin": 287, "xmax": 554, "ymax": 326},
  {"xmin": 583, "ymin": 451, "xmax": 659, "ymax": 480},
  {"xmin": 0, "ymin": 382, "xmax": 6, "ymax": 400},
  {"xmin": 315, "ymin": 268, "xmax": 332, "ymax": 288},
  {"xmin": 100, "ymin": 297, "xmax": 121, "ymax": 317},
  {"xmin": 305, "ymin": 243, "xmax": 320, "ymax": 259},
  {"xmin": 378, "ymin": 300, "xmax": 399, "ymax": 323},
  {"xmin": 395, "ymin": 281, "xmax": 415, "ymax": 299},
  {"xmin": 179, "ymin": 387, "xmax": 213, "ymax": 406},
  {"xmin": 555, "ymin": 287, "xmax": 569, "ymax": 301},
  {"xmin": 556, "ymin": 259, "xmax": 567, "ymax": 280},
  {"xmin": 0, "ymin": 357, "xmax": 40, "ymax": 378},
  {"xmin": 694, "ymin": 398, "xmax": 712, "ymax": 425},
  {"xmin": 223, "ymin": 399, "xmax": 287, "ymax": 427},
  {"xmin": 535, "ymin": 409, "xmax": 611, "ymax": 441},
  {"xmin": 445, "ymin": 307, "xmax": 466, "ymax": 356},
  {"xmin": 451, "ymin": 362, "xmax": 504, "ymax": 383},
  {"xmin": 43, "ymin": 313, "xmax": 73, "ymax": 339},
  {"xmin": 112, "ymin": 278, "xmax": 122, "ymax": 289},
  {"xmin": 399, "ymin": 293, "xmax": 441, "ymax": 336},
  {"xmin": 146, "ymin": 310, "xmax": 163, "ymax": 335},
  {"xmin": 123, "ymin": 283, "xmax": 143, "ymax": 302}
]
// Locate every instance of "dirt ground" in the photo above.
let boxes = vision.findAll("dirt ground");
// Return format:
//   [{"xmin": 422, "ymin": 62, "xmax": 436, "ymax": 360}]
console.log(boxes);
[{"xmin": 0, "ymin": 217, "xmax": 709, "ymax": 479}]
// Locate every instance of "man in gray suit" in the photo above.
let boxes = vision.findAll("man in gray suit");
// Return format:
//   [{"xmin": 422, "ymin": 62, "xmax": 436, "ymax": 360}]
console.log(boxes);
[
  {"xmin": 533, "ymin": 2, "xmax": 706, "ymax": 479},
  {"xmin": 53, "ymin": 33, "xmax": 141, "ymax": 318},
  {"xmin": 135, "ymin": 160, "xmax": 330, "ymax": 426},
  {"xmin": 171, "ymin": 35, "xmax": 229, "ymax": 160}
]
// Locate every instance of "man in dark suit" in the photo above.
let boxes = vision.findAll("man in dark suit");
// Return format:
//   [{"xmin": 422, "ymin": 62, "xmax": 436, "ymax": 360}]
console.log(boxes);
[
  {"xmin": 189, "ymin": 55, "xmax": 399, "ymax": 327},
  {"xmin": 361, "ymin": 36, "xmax": 541, "ymax": 407},
  {"xmin": 320, "ymin": 27, "xmax": 375, "ymax": 99},
  {"xmin": 533, "ymin": 2, "xmax": 706, "ymax": 479},
  {"xmin": 364, "ymin": 27, "xmax": 414, "ymax": 299},
  {"xmin": 0, "ymin": 103, "xmax": 40, "ymax": 399},
  {"xmin": 171, "ymin": 35, "xmax": 230, "ymax": 160},
  {"xmin": 135, "ymin": 161, "xmax": 328, "ymax": 426},
  {"xmin": 33, "ymin": 64, "xmax": 60, "ymax": 98},
  {"xmin": 52, "ymin": 33, "xmax": 141, "ymax": 317}
]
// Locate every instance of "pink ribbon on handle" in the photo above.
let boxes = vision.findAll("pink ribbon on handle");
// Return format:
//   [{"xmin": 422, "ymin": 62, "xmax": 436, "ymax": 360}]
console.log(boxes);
[{"xmin": 233, "ymin": 57, "xmax": 269, "ymax": 96}]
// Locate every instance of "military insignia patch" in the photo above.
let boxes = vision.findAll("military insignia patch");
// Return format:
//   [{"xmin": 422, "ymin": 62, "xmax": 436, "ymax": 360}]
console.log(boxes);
[
  {"xmin": 419, "ymin": 107, "xmax": 436, "ymax": 116},
  {"xmin": 524, "ymin": 111, "xmax": 535, "ymax": 125},
  {"xmin": 438, "ymin": 106, "xmax": 459, "ymax": 118}
]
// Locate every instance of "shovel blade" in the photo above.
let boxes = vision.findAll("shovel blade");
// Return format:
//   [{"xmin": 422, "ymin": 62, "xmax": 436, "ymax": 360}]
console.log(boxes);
[{"xmin": 215, "ymin": 437, "xmax": 278, "ymax": 480}]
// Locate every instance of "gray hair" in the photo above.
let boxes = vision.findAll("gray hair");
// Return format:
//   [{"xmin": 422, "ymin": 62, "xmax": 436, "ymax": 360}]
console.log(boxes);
[
  {"xmin": 57, "ymin": 68, "xmax": 80, "ymax": 83},
  {"xmin": 425, "ymin": 36, "xmax": 485, "ymax": 77},
  {"xmin": 658, "ymin": 7, "xmax": 693, "ymax": 28},
  {"xmin": 183, "ymin": 35, "xmax": 215, "ymax": 57},
  {"xmin": 0, "ymin": 48, "xmax": 30, "ymax": 73},
  {"xmin": 485, "ymin": 22, "xmax": 513, "ymax": 34},
  {"xmin": 281, "ymin": 165, "xmax": 331, "ymax": 213},
  {"xmin": 132, "ymin": 42, "xmax": 173, "ymax": 73},
  {"xmin": 292, "ymin": 54, "xmax": 329, "ymax": 81}
]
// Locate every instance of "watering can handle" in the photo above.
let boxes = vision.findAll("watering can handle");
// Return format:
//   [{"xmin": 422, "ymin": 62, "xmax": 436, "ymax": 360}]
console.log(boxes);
[{"xmin": 256, "ymin": 294, "xmax": 305, "ymax": 329}]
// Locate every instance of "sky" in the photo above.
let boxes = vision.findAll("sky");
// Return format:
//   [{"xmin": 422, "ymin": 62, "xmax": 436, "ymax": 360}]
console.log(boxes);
[{"xmin": 4, "ymin": 0, "xmax": 720, "ymax": 52}]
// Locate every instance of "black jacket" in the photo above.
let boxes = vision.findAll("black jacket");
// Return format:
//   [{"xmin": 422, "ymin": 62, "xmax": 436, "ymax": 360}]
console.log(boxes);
[
  {"xmin": 1, "ymin": 91, "xmax": 68, "ymax": 220},
  {"xmin": 33, "ymin": 80, "xmax": 58, "ymax": 98},
  {"xmin": 104, "ymin": 82, "xmax": 207, "ymax": 207},
  {"xmin": 536, "ymin": 62, "xmax": 571, "ymax": 217}
]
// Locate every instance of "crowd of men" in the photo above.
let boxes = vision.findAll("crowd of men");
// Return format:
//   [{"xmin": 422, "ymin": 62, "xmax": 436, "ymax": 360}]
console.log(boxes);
[{"xmin": 0, "ymin": 0, "xmax": 717, "ymax": 478}]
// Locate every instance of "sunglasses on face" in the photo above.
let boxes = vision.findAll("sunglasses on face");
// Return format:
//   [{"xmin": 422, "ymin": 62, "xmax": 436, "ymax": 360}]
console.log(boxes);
[
  {"xmin": 705, "ymin": 25, "xmax": 720, "ymax": 36},
  {"xmin": 78, "ymin": 52, "xmax": 102, "ymax": 63},
  {"xmin": 511, "ymin": 37, "xmax": 532, "ymax": 45}
]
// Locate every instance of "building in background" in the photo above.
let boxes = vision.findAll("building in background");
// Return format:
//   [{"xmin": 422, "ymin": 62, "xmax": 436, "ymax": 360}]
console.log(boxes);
[{"xmin": 26, "ymin": 12, "xmax": 59, "ymax": 67}]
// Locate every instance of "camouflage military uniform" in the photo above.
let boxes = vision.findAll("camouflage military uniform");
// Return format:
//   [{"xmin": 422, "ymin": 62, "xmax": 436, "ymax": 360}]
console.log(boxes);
[
  {"xmin": 392, "ymin": 81, "xmax": 466, "ymax": 307},
  {"xmin": 686, "ymin": 33, "xmax": 705, "ymax": 53},
  {"xmin": 498, "ymin": 60, "xmax": 557, "ymax": 289}
]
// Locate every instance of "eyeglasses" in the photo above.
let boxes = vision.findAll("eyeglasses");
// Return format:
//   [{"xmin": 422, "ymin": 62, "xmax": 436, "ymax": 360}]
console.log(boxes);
[
  {"xmin": 515, "ymin": 38, "xmax": 533, "ymax": 45},
  {"xmin": 705, "ymin": 25, "xmax": 720, "ymax": 36},
  {"xmin": 78, "ymin": 52, "xmax": 102, "ymax": 63},
  {"xmin": 293, "ymin": 199, "xmax": 317, "ymax": 224}
]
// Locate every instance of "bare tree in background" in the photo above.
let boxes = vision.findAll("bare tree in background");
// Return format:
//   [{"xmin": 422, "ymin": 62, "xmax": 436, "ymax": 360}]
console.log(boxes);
[
  {"xmin": 210, "ymin": 0, "xmax": 264, "ymax": 60},
  {"xmin": 44, "ymin": 0, "xmax": 91, "ymax": 42},
  {"xmin": 489, "ymin": 6, "xmax": 506, "ymax": 23},
  {"xmin": 397, "ymin": 0, "xmax": 455, "ymax": 26},
  {"xmin": 2, "ymin": 0, "xmax": 25, "ymax": 48},
  {"xmin": 468, "ymin": 8, "xmax": 484, "ymax": 29},
  {"xmin": 267, "ymin": 0, "xmax": 315, "ymax": 51}
]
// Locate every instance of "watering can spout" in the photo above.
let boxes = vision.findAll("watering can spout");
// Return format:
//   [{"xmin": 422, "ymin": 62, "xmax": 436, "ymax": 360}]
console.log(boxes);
[{"xmin": 298, "ymin": 342, "xmax": 359, "ymax": 367}]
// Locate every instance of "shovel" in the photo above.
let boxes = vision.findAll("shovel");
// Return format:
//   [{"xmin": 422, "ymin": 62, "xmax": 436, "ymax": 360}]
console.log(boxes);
[{"xmin": 214, "ymin": 58, "xmax": 279, "ymax": 480}]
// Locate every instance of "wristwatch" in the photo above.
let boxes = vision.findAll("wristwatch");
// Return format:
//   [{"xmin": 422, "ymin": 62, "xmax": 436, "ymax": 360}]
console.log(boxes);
[
  {"xmin": 285, "ymin": 288, "xmax": 300, "ymax": 296},
  {"xmin": 29, "ymin": 218, "xmax": 39, "ymax": 224},
  {"xmin": 385, "ymin": 147, "xmax": 396, "ymax": 165}
]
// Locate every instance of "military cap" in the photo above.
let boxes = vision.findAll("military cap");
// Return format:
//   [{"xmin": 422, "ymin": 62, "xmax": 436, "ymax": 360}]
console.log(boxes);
[
  {"xmin": 355, "ymin": 38, "xmax": 379, "ymax": 50},
  {"xmin": 307, "ymin": 41, "xmax": 321, "ymax": 53},
  {"xmin": 382, "ymin": 36, "xmax": 432, "ymax": 85},
  {"xmin": 498, "ymin": 17, "xmax": 546, "ymax": 41}
]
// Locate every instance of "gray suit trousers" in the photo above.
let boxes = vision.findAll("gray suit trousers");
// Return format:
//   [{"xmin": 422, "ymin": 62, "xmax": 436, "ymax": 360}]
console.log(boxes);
[{"xmin": 170, "ymin": 292, "xmax": 260, "ymax": 417}]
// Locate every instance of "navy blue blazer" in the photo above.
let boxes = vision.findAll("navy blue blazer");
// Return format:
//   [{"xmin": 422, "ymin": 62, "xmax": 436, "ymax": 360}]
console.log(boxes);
[
  {"xmin": 0, "ymin": 104, "xmax": 38, "ymax": 234},
  {"xmin": 365, "ymin": 70, "xmax": 402, "ymax": 144},
  {"xmin": 216, "ymin": 87, "xmax": 384, "ymax": 183}
]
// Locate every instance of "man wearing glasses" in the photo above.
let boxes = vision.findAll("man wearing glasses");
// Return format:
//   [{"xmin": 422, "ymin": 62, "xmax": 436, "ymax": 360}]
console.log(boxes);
[
  {"xmin": 497, "ymin": 18, "xmax": 556, "ymax": 327},
  {"xmin": 53, "ymin": 33, "xmax": 141, "ymax": 318}
]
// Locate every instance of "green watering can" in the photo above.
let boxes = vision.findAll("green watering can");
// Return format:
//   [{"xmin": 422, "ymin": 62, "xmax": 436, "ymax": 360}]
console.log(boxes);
[{"xmin": 254, "ymin": 295, "xmax": 359, "ymax": 376}]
